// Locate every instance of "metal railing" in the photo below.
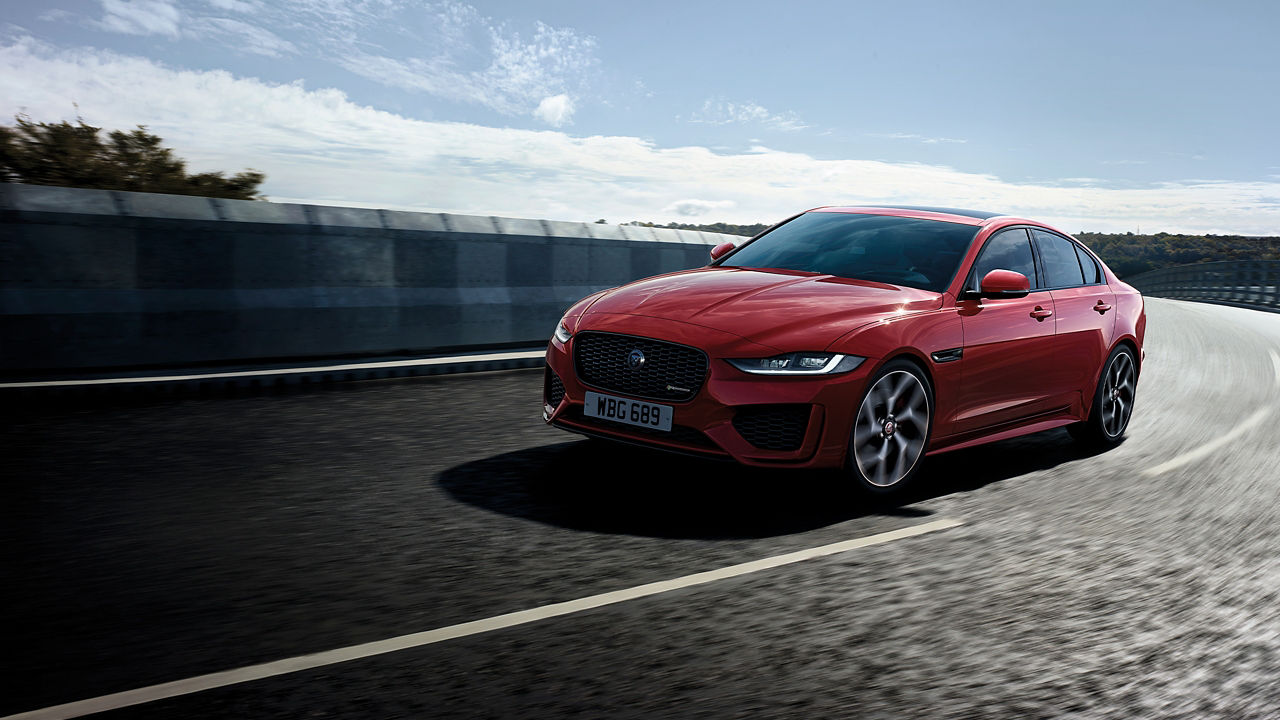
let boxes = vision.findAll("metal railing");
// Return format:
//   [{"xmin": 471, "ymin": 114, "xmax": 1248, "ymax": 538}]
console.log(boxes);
[{"xmin": 1126, "ymin": 260, "xmax": 1280, "ymax": 312}]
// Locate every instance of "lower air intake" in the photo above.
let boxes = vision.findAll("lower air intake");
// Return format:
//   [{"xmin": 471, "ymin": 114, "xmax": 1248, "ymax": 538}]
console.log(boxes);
[{"xmin": 732, "ymin": 404, "xmax": 811, "ymax": 451}]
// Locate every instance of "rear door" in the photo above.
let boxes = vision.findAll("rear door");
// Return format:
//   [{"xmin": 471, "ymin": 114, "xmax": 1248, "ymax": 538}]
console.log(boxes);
[
  {"xmin": 1031, "ymin": 229, "xmax": 1116, "ymax": 412},
  {"xmin": 953, "ymin": 228, "xmax": 1059, "ymax": 434}
]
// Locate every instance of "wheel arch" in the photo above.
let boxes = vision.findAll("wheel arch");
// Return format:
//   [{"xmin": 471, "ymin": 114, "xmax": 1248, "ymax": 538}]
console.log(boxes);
[
  {"xmin": 885, "ymin": 345, "xmax": 936, "ymax": 386},
  {"xmin": 1081, "ymin": 337, "xmax": 1141, "ymax": 419},
  {"xmin": 1112, "ymin": 336, "xmax": 1142, "ymax": 377},
  {"xmin": 867, "ymin": 348, "xmax": 936, "ymax": 393}
]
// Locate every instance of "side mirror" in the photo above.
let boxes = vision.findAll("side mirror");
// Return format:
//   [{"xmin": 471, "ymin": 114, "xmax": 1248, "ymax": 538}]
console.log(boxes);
[
  {"xmin": 978, "ymin": 269, "xmax": 1030, "ymax": 299},
  {"xmin": 709, "ymin": 241, "xmax": 735, "ymax": 261}
]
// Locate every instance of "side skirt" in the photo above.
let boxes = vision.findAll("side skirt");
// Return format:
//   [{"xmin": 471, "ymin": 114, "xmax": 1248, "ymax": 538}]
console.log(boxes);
[{"xmin": 926, "ymin": 406, "xmax": 1076, "ymax": 456}]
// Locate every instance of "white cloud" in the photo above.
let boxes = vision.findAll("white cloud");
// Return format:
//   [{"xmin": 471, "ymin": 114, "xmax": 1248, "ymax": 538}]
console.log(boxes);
[
  {"xmin": 3, "ymin": 40, "xmax": 1279, "ymax": 235},
  {"xmin": 663, "ymin": 199, "xmax": 737, "ymax": 217},
  {"xmin": 49, "ymin": 1, "xmax": 599, "ymax": 118},
  {"xmin": 78, "ymin": 0, "xmax": 287, "ymax": 55},
  {"xmin": 37, "ymin": 9, "xmax": 79, "ymax": 23},
  {"xmin": 206, "ymin": 0, "xmax": 259, "ymax": 11},
  {"xmin": 870, "ymin": 132, "xmax": 967, "ymax": 145},
  {"xmin": 1101, "ymin": 159, "xmax": 1148, "ymax": 166},
  {"xmin": 322, "ymin": 3, "xmax": 599, "ymax": 118},
  {"xmin": 192, "ymin": 17, "xmax": 295, "ymax": 56},
  {"xmin": 533, "ymin": 93, "xmax": 574, "ymax": 127},
  {"xmin": 688, "ymin": 98, "xmax": 808, "ymax": 132},
  {"xmin": 95, "ymin": 0, "xmax": 183, "ymax": 38}
]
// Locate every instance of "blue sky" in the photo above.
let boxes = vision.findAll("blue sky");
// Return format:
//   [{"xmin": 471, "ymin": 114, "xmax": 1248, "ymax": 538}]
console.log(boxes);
[{"xmin": 2, "ymin": 0, "xmax": 1279, "ymax": 233}]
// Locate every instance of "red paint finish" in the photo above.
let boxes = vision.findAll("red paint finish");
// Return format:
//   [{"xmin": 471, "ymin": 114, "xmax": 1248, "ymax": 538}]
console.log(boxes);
[
  {"xmin": 950, "ymin": 293, "xmax": 1060, "ymax": 435},
  {"xmin": 544, "ymin": 207, "xmax": 1146, "ymax": 469},
  {"xmin": 979, "ymin": 269, "xmax": 1031, "ymax": 294}
]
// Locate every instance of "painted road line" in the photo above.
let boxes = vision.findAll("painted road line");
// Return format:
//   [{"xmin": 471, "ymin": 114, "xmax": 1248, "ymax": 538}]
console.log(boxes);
[
  {"xmin": 2, "ymin": 518, "xmax": 963, "ymax": 720},
  {"xmin": 0, "ymin": 350, "xmax": 547, "ymax": 389},
  {"xmin": 1143, "ymin": 349, "xmax": 1280, "ymax": 477}
]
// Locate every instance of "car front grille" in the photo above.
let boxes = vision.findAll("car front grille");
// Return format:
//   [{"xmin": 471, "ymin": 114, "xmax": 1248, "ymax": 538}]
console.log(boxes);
[
  {"xmin": 732, "ymin": 404, "xmax": 812, "ymax": 451},
  {"xmin": 545, "ymin": 366, "xmax": 565, "ymax": 408},
  {"xmin": 573, "ymin": 332, "xmax": 708, "ymax": 402}
]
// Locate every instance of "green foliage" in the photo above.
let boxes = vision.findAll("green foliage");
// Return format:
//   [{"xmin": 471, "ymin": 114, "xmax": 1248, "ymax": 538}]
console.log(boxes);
[
  {"xmin": 626, "ymin": 220, "xmax": 771, "ymax": 237},
  {"xmin": 0, "ymin": 114, "xmax": 265, "ymax": 200},
  {"xmin": 1077, "ymin": 232, "xmax": 1280, "ymax": 277}
]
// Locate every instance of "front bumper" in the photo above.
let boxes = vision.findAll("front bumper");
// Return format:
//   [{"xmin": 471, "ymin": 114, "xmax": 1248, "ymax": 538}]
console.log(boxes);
[{"xmin": 542, "ymin": 322, "xmax": 873, "ymax": 469}]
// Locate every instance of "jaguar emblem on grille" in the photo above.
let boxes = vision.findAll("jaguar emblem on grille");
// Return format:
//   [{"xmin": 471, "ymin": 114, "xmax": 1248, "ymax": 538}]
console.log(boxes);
[{"xmin": 627, "ymin": 348, "xmax": 646, "ymax": 369}]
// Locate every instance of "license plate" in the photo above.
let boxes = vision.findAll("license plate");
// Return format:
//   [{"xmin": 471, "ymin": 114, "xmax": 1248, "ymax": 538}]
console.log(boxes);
[{"xmin": 583, "ymin": 391, "xmax": 673, "ymax": 432}]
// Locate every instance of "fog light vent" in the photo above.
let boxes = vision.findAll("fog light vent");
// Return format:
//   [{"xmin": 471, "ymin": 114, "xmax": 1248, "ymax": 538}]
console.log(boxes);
[
  {"xmin": 732, "ymin": 404, "xmax": 811, "ymax": 451},
  {"xmin": 545, "ymin": 366, "xmax": 565, "ymax": 408}
]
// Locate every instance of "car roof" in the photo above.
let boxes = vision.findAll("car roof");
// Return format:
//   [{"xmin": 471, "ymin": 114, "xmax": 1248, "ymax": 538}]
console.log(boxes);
[{"xmin": 810, "ymin": 205, "xmax": 1007, "ymax": 226}]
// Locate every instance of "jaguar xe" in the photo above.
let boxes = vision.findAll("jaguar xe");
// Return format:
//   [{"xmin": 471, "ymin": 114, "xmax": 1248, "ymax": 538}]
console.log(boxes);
[{"xmin": 543, "ymin": 206, "xmax": 1145, "ymax": 492}]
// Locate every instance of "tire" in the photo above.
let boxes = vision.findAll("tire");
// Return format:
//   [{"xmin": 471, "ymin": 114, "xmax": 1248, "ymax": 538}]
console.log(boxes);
[
  {"xmin": 848, "ymin": 359, "xmax": 934, "ymax": 494},
  {"xmin": 1069, "ymin": 344, "xmax": 1138, "ymax": 448}
]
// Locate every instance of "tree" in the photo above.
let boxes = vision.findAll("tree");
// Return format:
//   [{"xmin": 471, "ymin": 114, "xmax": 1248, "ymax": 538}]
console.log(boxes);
[
  {"xmin": 627, "ymin": 220, "xmax": 771, "ymax": 237},
  {"xmin": 0, "ymin": 114, "xmax": 266, "ymax": 200}
]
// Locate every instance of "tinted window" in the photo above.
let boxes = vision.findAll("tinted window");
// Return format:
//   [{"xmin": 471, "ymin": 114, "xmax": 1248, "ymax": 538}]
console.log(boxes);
[
  {"xmin": 1075, "ymin": 244, "xmax": 1102, "ymax": 284},
  {"xmin": 719, "ymin": 212, "xmax": 978, "ymax": 292},
  {"xmin": 1034, "ymin": 229, "xmax": 1086, "ymax": 288},
  {"xmin": 970, "ymin": 229, "xmax": 1038, "ymax": 290}
]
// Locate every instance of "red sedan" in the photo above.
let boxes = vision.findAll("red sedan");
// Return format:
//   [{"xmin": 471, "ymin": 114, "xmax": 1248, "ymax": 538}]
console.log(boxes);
[{"xmin": 543, "ymin": 206, "xmax": 1145, "ymax": 492}]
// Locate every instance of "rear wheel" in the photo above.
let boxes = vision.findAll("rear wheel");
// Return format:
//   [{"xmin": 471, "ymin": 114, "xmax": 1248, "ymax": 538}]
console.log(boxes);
[
  {"xmin": 848, "ymin": 360, "xmax": 933, "ymax": 494},
  {"xmin": 1069, "ymin": 345, "xmax": 1137, "ymax": 447}
]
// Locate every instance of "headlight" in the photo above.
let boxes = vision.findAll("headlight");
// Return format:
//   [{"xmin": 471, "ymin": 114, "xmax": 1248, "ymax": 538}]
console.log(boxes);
[
  {"xmin": 553, "ymin": 319, "xmax": 573, "ymax": 344},
  {"xmin": 726, "ymin": 352, "xmax": 864, "ymax": 375}
]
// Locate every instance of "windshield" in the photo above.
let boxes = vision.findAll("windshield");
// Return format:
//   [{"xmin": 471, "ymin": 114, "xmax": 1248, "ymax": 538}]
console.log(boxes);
[{"xmin": 719, "ymin": 212, "xmax": 979, "ymax": 292}]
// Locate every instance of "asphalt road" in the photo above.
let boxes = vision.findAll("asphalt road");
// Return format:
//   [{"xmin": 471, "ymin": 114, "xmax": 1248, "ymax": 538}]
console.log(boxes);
[{"xmin": 4, "ymin": 298, "xmax": 1280, "ymax": 719}]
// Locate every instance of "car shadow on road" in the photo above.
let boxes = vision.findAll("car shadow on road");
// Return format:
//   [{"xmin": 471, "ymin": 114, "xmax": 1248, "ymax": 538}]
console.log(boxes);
[{"xmin": 438, "ymin": 428, "xmax": 1115, "ymax": 540}]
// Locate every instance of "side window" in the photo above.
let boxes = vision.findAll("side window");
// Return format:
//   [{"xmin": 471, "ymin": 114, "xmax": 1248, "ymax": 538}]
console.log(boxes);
[
  {"xmin": 970, "ymin": 229, "xmax": 1038, "ymax": 290},
  {"xmin": 1075, "ymin": 244, "xmax": 1102, "ymax": 284},
  {"xmin": 1033, "ymin": 229, "xmax": 1085, "ymax": 288}
]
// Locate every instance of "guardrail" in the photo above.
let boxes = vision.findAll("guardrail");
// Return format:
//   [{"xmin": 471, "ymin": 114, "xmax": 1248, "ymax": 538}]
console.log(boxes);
[
  {"xmin": 0, "ymin": 184, "xmax": 740, "ymax": 377},
  {"xmin": 1125, "ymin": 261, "xmax": 1280, "ymax": 312}
]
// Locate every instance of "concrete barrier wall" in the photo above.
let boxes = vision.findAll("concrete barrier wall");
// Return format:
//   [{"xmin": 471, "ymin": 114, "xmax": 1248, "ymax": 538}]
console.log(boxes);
[
  {"xmin": 1126, "ymin": 260, "xmax": 1280, "ymax": 312},
  {"xmin": 0, "ymin": 184, "xmax": 737, "ymax": 373}
]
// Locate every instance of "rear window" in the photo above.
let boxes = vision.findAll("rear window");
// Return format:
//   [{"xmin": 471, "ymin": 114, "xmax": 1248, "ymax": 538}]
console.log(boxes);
[
  {"xmin": 1075, "ymin": 244, "xmax": 1103, "ymax": 284},
  {"xmin": 1033, "ymin": 229, "xmax": 1086, "ymax": 288},
  {"xmin": 719, "ymin": 212, "xmax": 978, "ymax": 292}
]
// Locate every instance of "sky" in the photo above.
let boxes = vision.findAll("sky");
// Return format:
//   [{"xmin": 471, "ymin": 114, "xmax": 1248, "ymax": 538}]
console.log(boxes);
[{"xmin": 2, "ymin": 0, "xmax": 1279, "ymax": 234}]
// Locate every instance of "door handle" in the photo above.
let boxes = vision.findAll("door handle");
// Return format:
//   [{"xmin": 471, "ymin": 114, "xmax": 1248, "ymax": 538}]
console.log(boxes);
[
  {"xmin": 1094, "ymin": 300, "xmax": 1112, "ymax": 314},
  {"xmin": 1030, "ymin": 306, "xmax": 1053, "ymax": 321}
]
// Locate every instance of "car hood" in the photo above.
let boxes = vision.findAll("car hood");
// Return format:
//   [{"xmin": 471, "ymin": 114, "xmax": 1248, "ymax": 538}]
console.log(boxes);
[{"xmin": 584, "ymin": 267, "xmax": 942, "ymax": 350}]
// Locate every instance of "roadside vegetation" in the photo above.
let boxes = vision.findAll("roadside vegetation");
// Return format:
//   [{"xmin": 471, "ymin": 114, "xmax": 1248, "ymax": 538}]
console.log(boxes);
[{"xmin": 0, "ymin": 113, "xmax": 265, "ymax": 200}]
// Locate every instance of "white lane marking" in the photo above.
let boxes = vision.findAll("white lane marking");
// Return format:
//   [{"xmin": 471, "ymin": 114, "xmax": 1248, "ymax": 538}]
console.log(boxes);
[
  {"xmin": 0, "ymin": 350, "xmax": 547, "ymax": 389},
  {"xmin": 1142, "ymin": 349, "xmax": 1280, "ymax": 477},
  {"xmin": 1142, "ymin": 406, "xmax": 1272, "ymax": 477},
  {"xmin": 2, "ymin": 518, "xmax": 962, "ymax": 720}
]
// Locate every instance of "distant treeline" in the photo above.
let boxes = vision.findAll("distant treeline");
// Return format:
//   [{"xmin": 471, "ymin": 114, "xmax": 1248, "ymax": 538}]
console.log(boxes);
[
  {"xmin": 625, "ymin": 220, "xmax": 1280, "ymax": 278},
  {"xmin": 624, "ymin": 220, "xmax": 771, "ymax": 237},
  {"xmin": 1074, "ymin": 232, "xmax": 1280, "ymax": 278}
]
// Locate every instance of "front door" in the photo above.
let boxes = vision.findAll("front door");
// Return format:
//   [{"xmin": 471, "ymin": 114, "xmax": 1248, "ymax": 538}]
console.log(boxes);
[{"xmin": 954, "ymin": 228, "xmax": 1059, "ymax": 434}]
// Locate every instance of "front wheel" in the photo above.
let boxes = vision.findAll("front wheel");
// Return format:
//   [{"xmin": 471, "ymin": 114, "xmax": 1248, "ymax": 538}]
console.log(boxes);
[
  {"xmin": 1069, "ymin": 345, "xmax": 1138, "ymax": 447},
  {"xmin": 848, "ymin": 360, "xmax": 934, "ymax": 494}
]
